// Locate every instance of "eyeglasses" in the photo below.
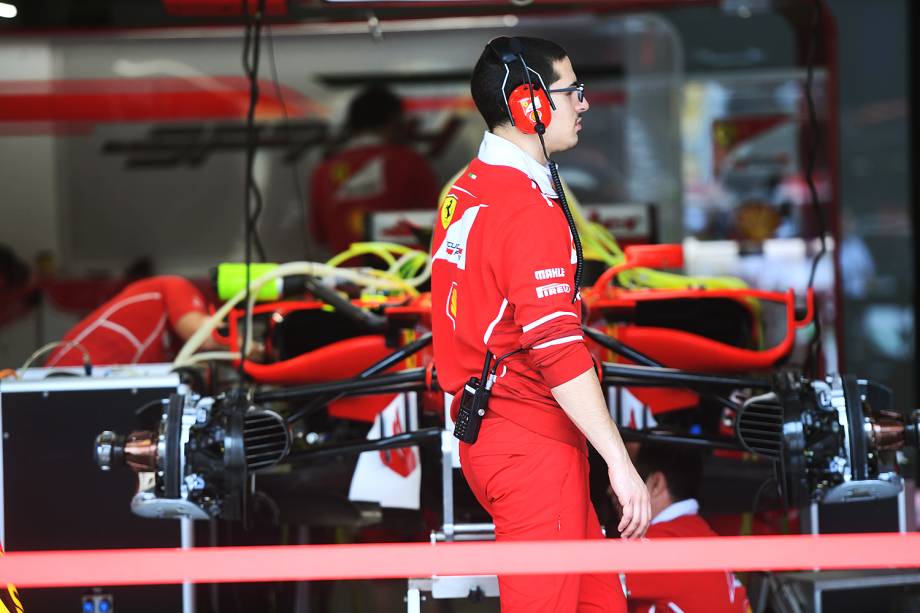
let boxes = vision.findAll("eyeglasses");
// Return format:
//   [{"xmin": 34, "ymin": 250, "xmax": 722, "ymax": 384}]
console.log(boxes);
[{"xmin": 548, "ymin": 82, "xmax": 585, "ymax": 103}]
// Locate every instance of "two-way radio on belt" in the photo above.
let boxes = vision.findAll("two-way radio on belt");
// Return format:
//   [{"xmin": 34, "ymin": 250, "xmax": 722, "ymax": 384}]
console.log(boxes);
[{"xmin": 453, "ymin": 348, "xmax": 524, "ymax": 444}]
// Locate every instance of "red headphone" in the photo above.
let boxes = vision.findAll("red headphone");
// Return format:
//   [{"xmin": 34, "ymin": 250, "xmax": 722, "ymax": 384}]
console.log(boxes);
[
  {"xmin": 507, "ymin": 83, "xmax": 552, "ymax": 135},
  {"xmin": 489, "ymin": 37, "xmax": 556, "ymax": 136}
]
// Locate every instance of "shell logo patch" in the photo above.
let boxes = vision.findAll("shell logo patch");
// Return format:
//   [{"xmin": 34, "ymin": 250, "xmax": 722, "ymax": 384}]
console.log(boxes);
[
  {"xmin": 440, "ymin": 194, "xmax": 458, "ymax": 229},
  {"xmin": 449, "ymin": 285, "xmax": 458, "ymax": 318},
  {"xmin": 445, "ymin": 282, "xmax": 459, "ymax": 329}
]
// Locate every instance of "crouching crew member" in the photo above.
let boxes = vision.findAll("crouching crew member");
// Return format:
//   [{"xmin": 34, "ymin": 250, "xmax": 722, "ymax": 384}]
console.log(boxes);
[
  {"xmin": 622, "ymin": 444, "xmax": 751, "ymax": 613},
  {"xmin": 46, "ymin": 275, "xmax": 222, "ymax": 367},
  {"xmin": 430, "ymin": 36, "xmax": 650, "ymax": 613}
]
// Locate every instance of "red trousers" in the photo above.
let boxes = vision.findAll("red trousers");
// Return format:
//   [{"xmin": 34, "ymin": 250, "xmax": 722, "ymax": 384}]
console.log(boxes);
[{"xmin": 459, "ymin": 416, "xmax": 626, "ymax": 613}]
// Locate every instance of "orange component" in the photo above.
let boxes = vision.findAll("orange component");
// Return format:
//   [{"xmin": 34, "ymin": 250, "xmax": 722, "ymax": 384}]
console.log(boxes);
[
  {"xmin": 586, "ymin": 288, "xmax": 814, "ymax": 374},
  {"xmin": 242, "ymin": 335, "xmax": 398, "ymax": 423}
]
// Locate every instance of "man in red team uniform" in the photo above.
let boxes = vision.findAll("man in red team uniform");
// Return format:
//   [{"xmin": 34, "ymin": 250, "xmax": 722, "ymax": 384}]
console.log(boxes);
[
  {"xmin": 309, "ymin": 86, "xmax": 439, "ymax": 255},
  {"xmin": 622, "ymin": 445, "xmax": 751, "ymax": 613},
  {"xmin": 430, "ymin": 36, "xmax": 649, "ymax": 612},
  {"xmin": 45, "ymin": 275, "xmax": 221, "ymax": 367}
]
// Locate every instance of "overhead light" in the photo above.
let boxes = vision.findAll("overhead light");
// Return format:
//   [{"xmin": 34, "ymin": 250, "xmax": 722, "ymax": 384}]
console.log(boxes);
[{"xmin": 0, "ymin": 3, "xmax": 17, "ymax": 18}]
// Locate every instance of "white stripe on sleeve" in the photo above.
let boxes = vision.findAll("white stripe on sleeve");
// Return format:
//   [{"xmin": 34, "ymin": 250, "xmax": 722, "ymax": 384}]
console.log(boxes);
[
  {"xmin": 483, "ymin": 298, "xmax": 509, "ymax": 344},
  {"xmin": 521, "ymin": 311, "xmax": 577, "ymax": 333},
  {"xmin": 531, "ymin": 335, "xmax": 583, "ymax": 350}
]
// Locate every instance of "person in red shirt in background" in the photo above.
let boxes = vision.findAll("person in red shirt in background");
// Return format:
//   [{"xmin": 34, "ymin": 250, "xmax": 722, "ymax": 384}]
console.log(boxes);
[
  {"xmin": 45, "ymin": 275, "xmax": 223, "ymax": 368},
  {"xmin": 308, "ymin": 85, "xmax": 439, "ymax": 256},
  {"xmin": 621, "ymin": 444, "xmax": 751, "ymax": 613}
]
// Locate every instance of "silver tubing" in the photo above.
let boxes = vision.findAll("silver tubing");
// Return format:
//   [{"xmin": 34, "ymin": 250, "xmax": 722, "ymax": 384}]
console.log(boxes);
[{"xmin": 500, "ymin": 63, "xmax": 513, "ymax": 124}]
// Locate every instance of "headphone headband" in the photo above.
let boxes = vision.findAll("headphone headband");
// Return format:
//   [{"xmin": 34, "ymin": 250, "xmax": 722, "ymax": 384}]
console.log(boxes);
[
  {"xmin": 488, "ymin": 36, "xmax": 523, "ymax": 64},
  {"xmin": 486, "ymin": 36, "xmax": 556, "ymax": 132}
]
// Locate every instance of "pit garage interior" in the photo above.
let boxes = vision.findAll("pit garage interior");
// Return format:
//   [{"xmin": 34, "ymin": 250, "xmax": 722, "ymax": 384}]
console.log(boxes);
[{"xmin": 0, "ymin": 0, "xmax": 916, "ymax": 612}]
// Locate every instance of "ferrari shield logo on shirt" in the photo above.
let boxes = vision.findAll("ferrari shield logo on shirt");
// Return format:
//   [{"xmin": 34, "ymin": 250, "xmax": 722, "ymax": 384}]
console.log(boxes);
[
  {"xmin": 535, "ymin": 282, "xmax": 571, "ymax": 299},
  {"xmin": 432, "ymin": 204, "xmax": 487, "ymax": 270},
  {"xmin": 440, "ymin": 194, "xmax": 458, "ymax": 229}
]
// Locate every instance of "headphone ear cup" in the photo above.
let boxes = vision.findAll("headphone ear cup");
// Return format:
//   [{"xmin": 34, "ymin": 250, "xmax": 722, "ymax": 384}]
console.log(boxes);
[{"xmin": 507, "ymin": 85, "xmax": 553, "ymax": 135}]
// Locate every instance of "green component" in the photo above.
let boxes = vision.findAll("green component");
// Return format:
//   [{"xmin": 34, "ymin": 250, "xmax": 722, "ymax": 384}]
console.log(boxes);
[{"xmin": 215, "ymin": 263, "xmax": 281, "ymax": 302}]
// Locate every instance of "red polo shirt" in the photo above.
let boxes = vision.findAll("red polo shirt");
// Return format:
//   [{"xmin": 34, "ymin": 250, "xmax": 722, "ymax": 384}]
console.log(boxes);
[
  {"xmin": 624, "ymin": 500, "xmax": 751, "ymax": 613},
  {"xmin": 45, "ymin": 276, "xmax": 207, "ymax": 367},
  {"xmin": 430, "ymin": 132, "xmax": 593, "ymax": 449},
  {"xmin": 309, "ymin": 135, "xmax": 439, "ymax": 254}
]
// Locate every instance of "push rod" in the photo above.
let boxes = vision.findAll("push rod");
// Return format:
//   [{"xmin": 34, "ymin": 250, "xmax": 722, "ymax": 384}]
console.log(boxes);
[
  {"xmin": 602, "ymin": 363, "xmax": 769, "ymax": 390},
  {"xmin": 285, "ymin": 427, "xmax": 442, "ymax": 466}
]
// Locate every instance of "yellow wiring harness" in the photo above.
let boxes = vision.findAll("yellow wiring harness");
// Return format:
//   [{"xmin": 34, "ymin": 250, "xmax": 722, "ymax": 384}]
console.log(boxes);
[{"xmin": 173, "ymin": 245, "xmax": 431, "ymax": 368}]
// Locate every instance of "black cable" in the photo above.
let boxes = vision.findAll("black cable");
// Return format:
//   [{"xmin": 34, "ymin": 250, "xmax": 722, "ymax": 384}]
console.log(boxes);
[
  {"xmin": 487, "ymin": 348, "xmax": 525, "ymax": 380},
  {"xmin": 804, "ymin": 0, "xmax": 827, "ymax": 289},
  {"xmin": 239, "ymin": 0, "xmax": 267, "ymax": 379},
  {"xmin": 517, "ymin": 52, "xmax": 585, "ymax": 303},
  {"xmin": 244, "ymin": 3, "xmax": 267, "ymax": 263},
  {"xmin": 494, "ymin": 38, "xmax": 585, "ymax": 304},
  {"xmin": 803, "ymin": 0, "xmax": 826, "ymax": 377},
  {"xmin": 550, "ymin": 160, "xmax": 585, "ymax": 300},
  {"xmin": 265, "ymin": 23, "xmax": 312, "ymax": 258},
  {"xmin": 134, "ymin": 397, "xmax": 167, "ymax": 419}
]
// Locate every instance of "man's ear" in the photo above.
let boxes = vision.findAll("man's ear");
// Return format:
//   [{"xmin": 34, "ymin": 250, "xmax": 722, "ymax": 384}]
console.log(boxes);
[{"xmin": 646, "ymin": 471, "xmax": 668, "ymax": 498}]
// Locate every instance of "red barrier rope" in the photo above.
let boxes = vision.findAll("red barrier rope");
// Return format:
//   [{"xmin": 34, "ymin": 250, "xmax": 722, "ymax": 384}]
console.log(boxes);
[{"xmin": 2, "ymin": 534, "xmax": 920, "ymax": 588}]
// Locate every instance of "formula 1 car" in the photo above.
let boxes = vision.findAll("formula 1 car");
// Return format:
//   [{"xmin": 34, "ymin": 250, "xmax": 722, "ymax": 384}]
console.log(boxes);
[{"xmin": 91, "ymin": 235, "xmax": 919, "ymax": 530}]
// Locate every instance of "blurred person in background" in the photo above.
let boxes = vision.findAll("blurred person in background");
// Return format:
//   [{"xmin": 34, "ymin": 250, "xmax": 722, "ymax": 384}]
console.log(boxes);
[
  {"xmin": 308, "ymin": 85, "xmax": 439, "ymax": 255},
  {"xmin": 45, "ymin": 275, "xmax": 223, "ymax": 368}
]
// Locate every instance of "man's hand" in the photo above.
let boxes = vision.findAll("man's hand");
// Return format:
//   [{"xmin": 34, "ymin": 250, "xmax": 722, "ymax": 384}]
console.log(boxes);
[
  {"xmin": 551, "ymin": 367, "xmax": 651, "ymax": 538},
  {"xmin": 609, "ymin": 463, "xmax": 650, "ymax": 539}
]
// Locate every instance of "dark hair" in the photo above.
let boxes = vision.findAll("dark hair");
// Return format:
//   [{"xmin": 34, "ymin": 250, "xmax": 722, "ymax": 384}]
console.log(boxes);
[
  {"xmin": 470, "ymin": 36, "xmax": 568, "ymax": 131},
  {"xmin": 634, "ymin": 444, "xmax": 704, "ymax": 503},
  {"xmin": 346, "ymin": 85, "xmax": 404, "ymax": 133}
]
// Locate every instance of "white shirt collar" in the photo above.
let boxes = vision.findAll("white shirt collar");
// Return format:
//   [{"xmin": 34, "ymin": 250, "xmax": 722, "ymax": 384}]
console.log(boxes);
[
  {"xmin": 650, "ymin": 498, "xmax": 699, "ymax": 525},
  {"xmin": 477, "ymin": 131, "xmax": 557, "ymax": 198}
]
